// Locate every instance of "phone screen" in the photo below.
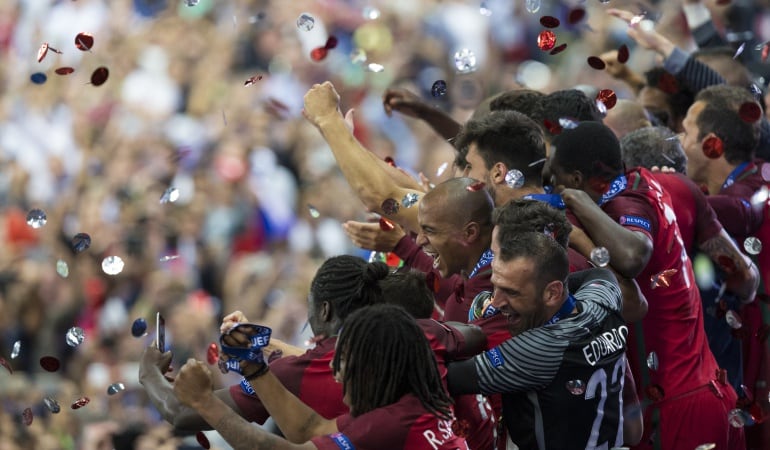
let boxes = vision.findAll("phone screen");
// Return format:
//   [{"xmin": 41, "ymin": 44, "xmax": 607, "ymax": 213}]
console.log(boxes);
[{"xmin": 156, "ymin": 313, "xmax": 166, "ymax": 353}]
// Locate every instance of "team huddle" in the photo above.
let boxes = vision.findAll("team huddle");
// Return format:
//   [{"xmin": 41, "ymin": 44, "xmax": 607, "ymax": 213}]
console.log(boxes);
[{"xmin": 138, "ymin": 7, "xmax": 770, "ymax": 450}]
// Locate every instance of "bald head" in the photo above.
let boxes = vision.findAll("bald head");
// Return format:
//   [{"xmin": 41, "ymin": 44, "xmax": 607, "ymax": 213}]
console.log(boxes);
[
  {"xmin": 422, "ymin": 177, "xmax": 494, "ymax": 228},
  {"xmin": 604, "ymin": 99, "xmax": 652, "ymax": 139}
]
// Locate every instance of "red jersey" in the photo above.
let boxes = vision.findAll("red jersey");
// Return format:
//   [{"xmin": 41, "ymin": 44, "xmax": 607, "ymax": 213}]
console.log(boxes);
[
  {"xmin": 229, "ymin": 337, "xmax": 346, "ymax": 423},
  {"xmin": 418, "ymin": 319, "xmax": 498, "ymax": 450},
  {"xmin": 651, "ymin": 172, "xmax": 722, "ymax": 253},
  {"xmin": 709, "ymin": 160, "xmax": 770, "ymax": 295},
  {"xmin": 310, "ymin": 394, "xmax": 469, "ymax": 450},
  {"xmin": 600, "ymin": 168, "xmax": 720, "ymax": 399}
]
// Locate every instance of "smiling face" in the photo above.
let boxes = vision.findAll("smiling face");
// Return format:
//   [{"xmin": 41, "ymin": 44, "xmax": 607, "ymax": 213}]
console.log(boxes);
[
  {"xmin": 489, "ymin": 236, "xmax": 549, "ymax": 337},
  {"xmin": 681, "ymin": 101, "xmax": 709, "ymax": 184},
  {"xmin": 416, "ymin": 197, "xmax": 471, "ymax": 278}
]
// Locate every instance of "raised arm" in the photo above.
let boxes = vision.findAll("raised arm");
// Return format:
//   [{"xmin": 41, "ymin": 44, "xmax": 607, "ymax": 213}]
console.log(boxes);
[
  {"xmin": 560, "ymin": 188, "xmax": 652, "ymax": 279},
  {"xmin": 174, "ymin": 359, "xmax": 318, "ymax": 450},
  {"xmin": 138, "ymin": 345, "xmax": 244, "ymax": 432},
  {"xmin": 383, "ymin": 87, "xmax": 462, "ymax": 141},
  {"xmin": 304, "ymin": 82, "xmax": 424, "ymax": 232},
  {"xmin": 608, "ymin": 8, "xmax": 727, "ymax": 93}
]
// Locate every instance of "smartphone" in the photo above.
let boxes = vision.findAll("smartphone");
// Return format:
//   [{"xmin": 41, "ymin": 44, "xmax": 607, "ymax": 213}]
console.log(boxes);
[{"xmin": 156, "ymin": 312, "xmax": 166, "ymax": 353}]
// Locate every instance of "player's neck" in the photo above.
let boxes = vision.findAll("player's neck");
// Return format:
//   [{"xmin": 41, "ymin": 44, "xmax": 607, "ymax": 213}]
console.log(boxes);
[{"xmin": 709, "ymin": 159, "xmax": 742, "ymax": 194}]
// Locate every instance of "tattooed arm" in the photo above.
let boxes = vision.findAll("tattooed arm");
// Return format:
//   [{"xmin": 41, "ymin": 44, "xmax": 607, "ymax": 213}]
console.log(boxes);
[
  {"xmin": 174, "ymin": 359, "xmax": 335, "ymax": 448},
  {"xmin": 699, "ymin": 230, "xmax": 759, "ymax": 303}
]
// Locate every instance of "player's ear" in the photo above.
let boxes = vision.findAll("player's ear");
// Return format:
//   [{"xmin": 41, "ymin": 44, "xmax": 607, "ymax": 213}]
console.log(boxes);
[
  {"xmin": 490, "ymin": 162, "xmax": 508, "ymax": 185},
  {"xmin": 543, "ymin": 280, "xmax": 565, "ymax": 309},
  {"xmin": 320, "ymin": 301, "xmax": 332, "ymax": 322}
]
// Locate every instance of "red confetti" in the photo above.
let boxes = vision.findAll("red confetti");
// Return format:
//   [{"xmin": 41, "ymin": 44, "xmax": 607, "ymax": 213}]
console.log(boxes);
[
  {"xmin": 567, "ymin": 8, "xmax": 586, "ymax": 24},
  {"xmin": 596, "ymin": 89, "xmax": 617, "ymax": 110},
  {"xmin": 206, "ymin": 343, "xmax": 219, "ymax": 365},
  {"xmin": 617, "ymin": 44, "xmax": 630, "ymax": 64},
  {"xmin": 384, "ymin": 156, "xmax": 396, "ymax": 167},
  {"xmin": 539, "ymin": 16, "xmax": 560, "ymax": 28},
  {"xmin": 22, "ymin": 408, "xmax": 33, "ymax": 426},
  {"xmin": 71, "ymin": 397, "xmax": 90, "ymax": 410},
  {"xmin": 645, "ymin": 384, "xmax": 665, "ymax": 402},
  {"xmin": 537, "ymin": 30, "xmax": 557, "ymax": 51},
  {"xmin": 650, "ymin": 268, "xmax": 678, "ymax": 289},
  {"xmin": 90, "ymin": 67, "xmax": 109, "ymax": 86},
  {"xmin": 587, "ymin": 56, "xmax": 606, "ymax": 70},
  {"xmin": 543, "ymin": 119, "xmax": 562, "ymax": 135},
  {"xmin": 75, "ymin": 32, "xmax": 94, "ymax": 51},
  {"xmin": 762, "ymin": 44, "xmax": 769, "ymax": 62},
  {"xmin": 54, "ymin": 67, "xmax": 75, "ymax": 75},
  {"xmin": 379, "ymin": 217, "xmax": 395, "ymax": 231},
  {"xmin": 40, "ymin": 356, "xmax": 61, "ymax": 372},
  {"xmin": 466, "ymin": 181, "xmax": 486, "ymax": 192},
  {"xmin": 0, "ymin": 357, "xmax": 11, "ymax": 374},
  {"xmin": 196, "ymin": 431, "xmax": 211, "ymax": 449},
  {"xmin": 243, "ymin": 75, "xmax": 263, "ymax": 86},
  {"xmin": 549, "ymin": 43, "xmax": 568, "ymax": 55},
  {"xmin": 310, "ymin": 47, "xmax": 328, "ymax": 62},
  {"xmin": 324, "ymin": 35, "xmax": 338, "ymax": 50},
  {"xmin": 702, "ymin": 136, "xmax": 724, "ymax": 159},
  {"xmin": 739, "ymin": 102, "xmax": 762, "ymax": 123},
  {"xmin": 657, "ymin": 72, "xmax": 679, "ymax": 94}
]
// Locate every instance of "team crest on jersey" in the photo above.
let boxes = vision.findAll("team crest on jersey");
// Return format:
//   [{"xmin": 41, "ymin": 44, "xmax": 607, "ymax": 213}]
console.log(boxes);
[
  {"xmin": 485, "ymin": 348, "xmax": 505, "ymax": 368},
  {"xmin": 619, "ymin": 215, "xmax": 651, "ymax": 232}
]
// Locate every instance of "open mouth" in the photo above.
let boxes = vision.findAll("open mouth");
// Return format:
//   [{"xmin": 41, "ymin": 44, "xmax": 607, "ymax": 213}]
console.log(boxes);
[
  {"xmin": 503, "ymin": 311, "xmax": 522, "ymax": 328},
  {"xmin": 424, "ymin": 250, "xmax": 441, "ymax": 270}
]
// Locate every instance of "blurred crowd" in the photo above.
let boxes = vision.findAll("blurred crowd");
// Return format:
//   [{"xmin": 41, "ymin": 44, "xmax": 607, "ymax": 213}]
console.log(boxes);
[{"xmin": 1, "ymin": 0, "xmax": 769, "ymax": 449}]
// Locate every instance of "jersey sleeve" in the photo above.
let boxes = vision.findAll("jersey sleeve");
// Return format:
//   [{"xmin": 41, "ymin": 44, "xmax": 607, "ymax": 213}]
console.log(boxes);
[
  {"xmin": 228, "ymin": 384, "xmax": 269, "ymax": 425},
  {"xmin": 601, "ymin": 192, "xmax": 657, "ymax": 241},
  {"xmin": 568, "ymin": 269, "xmax": 622, "ymax": 313},
  {"xmin": 474, "ymin": 329, "xmax": 569, "ymax": 395},
  {"xmin": 227, "ymin": 354, "xmax": 306, "ymax": 425},
  {"xmin": 470, "ymin": 314, "xmax": 512, "ymax": 349},
  {"xmin": 707, "ymin": 194, "xmax": 764, "ymax": 237},
  {"xmin": 677, "ymin": 174, "xmax": 723, "ymax": 245}
]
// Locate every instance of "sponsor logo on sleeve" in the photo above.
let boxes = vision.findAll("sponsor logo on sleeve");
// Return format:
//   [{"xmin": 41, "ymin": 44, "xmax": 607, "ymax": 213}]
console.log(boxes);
[
  {"xmin": 329, "ymin": 432, "xmax": 355, "ymax": 450},
  {"xmin": 619, "ymin": 215, "xmax": 651, "ymax": 232},
  {"xmin": 485, "ymin": 348, "xmax": 505, "ymax": 368}
]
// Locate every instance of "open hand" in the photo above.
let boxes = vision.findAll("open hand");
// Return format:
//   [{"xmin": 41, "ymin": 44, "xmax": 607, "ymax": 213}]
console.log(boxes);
[{"xmin": 343, "ymin": 220, "xmax": 407, "ymax": 251}]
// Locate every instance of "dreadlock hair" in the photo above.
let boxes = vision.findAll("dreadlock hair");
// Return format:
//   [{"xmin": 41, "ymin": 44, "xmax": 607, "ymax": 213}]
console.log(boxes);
[
  {"xmin": 493, "ymin": 199, "xmax": 573, "ymax": 249},
  {"xmin": 551, "ymin": 121, "xmax": 624, "ymax": 183},
  {"xmin": 695, "ymin": 85, "xmax": 760, "ymax": 164},
  {"xmin": 494, "ymin": 231, "xmax": 568, "ymax": 293},
  {"xmin": 309, "ymin": 255, "xmax": 389, "ymax": 321},
  {"xmin": 380, "ymin": 269, "xmax": 435, "ymax": 319},
  {"xmin": 332, "ymin": 304, "xmax": 453, "ymax": 419},
  {"xmin": 454, "ymin": 110, "xmax": 547, "ymax": 189},
  {"xmin": 620, "ymin": 126, "xmax": 687, "ymax": 174}
]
